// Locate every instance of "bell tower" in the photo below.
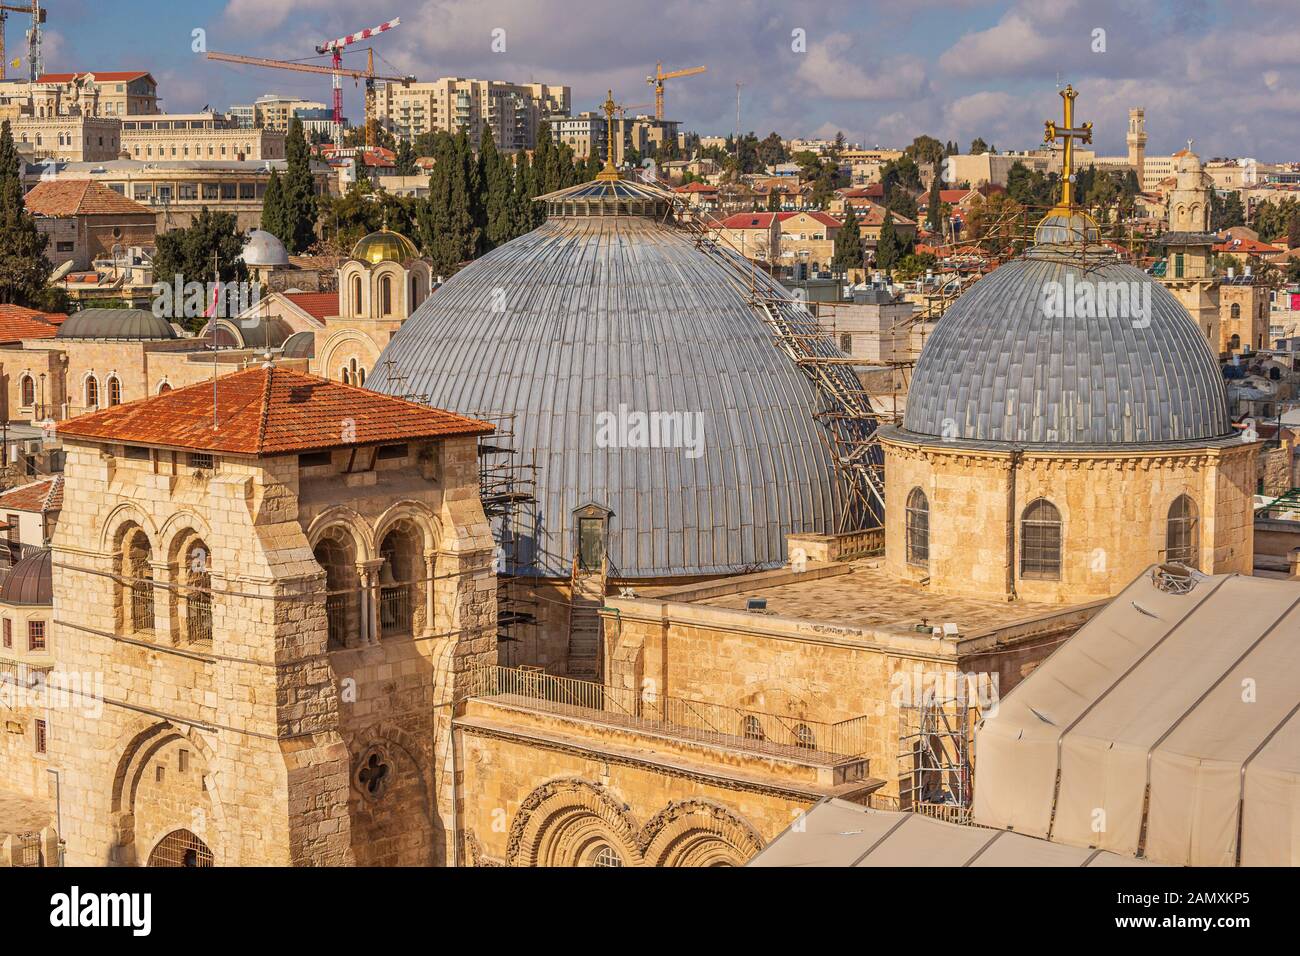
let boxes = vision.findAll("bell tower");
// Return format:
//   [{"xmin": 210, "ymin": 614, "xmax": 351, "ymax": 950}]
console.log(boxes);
[{"xmin": 1127, "ymin": 108, "xmax": 1147, "ymax": 190}]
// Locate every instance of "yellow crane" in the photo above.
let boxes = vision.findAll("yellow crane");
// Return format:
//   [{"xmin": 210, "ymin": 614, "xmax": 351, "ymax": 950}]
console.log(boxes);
[
  {"xmin": 206, "ymin": 49, "xmax": 414, "ymax": 148},
  {"xmin": 645, "ymin": 61, "xmax": 705, "ymax": 120},
  {"xmin": 0, "ymin": 2, "xmax": 44, "ymax": 82}
]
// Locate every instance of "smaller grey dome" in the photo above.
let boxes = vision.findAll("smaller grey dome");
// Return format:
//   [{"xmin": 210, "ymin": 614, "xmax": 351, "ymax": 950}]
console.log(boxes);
[
  {"xmin": 280, "ymin": 329, "xmax": 315, "ymax": 359},
  {"xmin": 1, "ymin": 548, "xmax": 51, "ymax": 606},
  {"xmin": 241, "ymin": 229, "xmax": 290, "ymax": 267},
  {"xmin": 57, "ymin": 309, "xmax": 177, "ymax": 341}
]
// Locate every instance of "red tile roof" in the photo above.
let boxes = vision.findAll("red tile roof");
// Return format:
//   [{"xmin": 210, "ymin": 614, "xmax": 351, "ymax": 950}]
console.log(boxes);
[
  {"xmin": 0, "ymin": 476, "xmax": 62, "ymax": 514},
  {"xmin": 714, "ymin": 212, "xmax": 778, "ymax": 229},
  {"xmin": 24, "ymin": 180, "xmax": 152, "ymax": 217},
  {"xmin": 674, "ymin": 182, "xmax": 718, "ymax": 193},
  {"xmin": 39, "ymin": 71, "xmax": 153, "ymax": 84},
  {"xmin": 0, "ymin": 305, "xmax": 64, "ymax": 342},
  {"xmin": 1215, "ymin": 237, "xmax": 1282, "ymax": 255},
  {"xmin": 840, "ymin": 185, "xmax": 885, "ymax": 198},
  {"xmin": 282, "ymin": 291, "xmax": 340, "ymax": 322},
  {"xmin": 777, "ymin": 211, "xmax": 842, "ymax": 228},
  {"xmin": 56, "ymin": 366, "xmax": 495, "ymax": 456}
]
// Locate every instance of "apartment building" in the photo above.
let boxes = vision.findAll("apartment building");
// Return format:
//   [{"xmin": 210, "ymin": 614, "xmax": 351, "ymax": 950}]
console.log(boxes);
[
  {"xmin": 230, "ymin": 94, "xmax": 331, "ymax": 132},
  {"xmin": 550, "ymin": 110, "xmax": 679, "ymax": 164},
  {"xmin": 373, "ymin": 77, "xmax": 569, "ymax": 150}
]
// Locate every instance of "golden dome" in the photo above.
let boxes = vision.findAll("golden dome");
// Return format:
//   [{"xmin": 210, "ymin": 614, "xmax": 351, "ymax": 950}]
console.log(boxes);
[{"xmin": 351, "ymin": 228, "xmax": 419, "ymax": 265}]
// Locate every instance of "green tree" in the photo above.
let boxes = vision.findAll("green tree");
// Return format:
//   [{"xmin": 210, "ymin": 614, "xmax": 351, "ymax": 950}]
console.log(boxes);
[
  {"xmin": 418, "ymin": 130, "xmax": 481, "ymax": 274},
  {"xmin": 150, "ymin": 207, "xmax": 248, "ymax": 332},
  {"xmin": 925, "ymin": 170, "xmax": 943, "ymax": 234},
  {"xmin": 876, "ymin": 211, "xmax": 901, "ymax": 273},
  {"xmin": 480, "ymin": 129, "xmax": 514, "ymax": 250},
  {"xmin": 280, "ymin": 118, "xmax": 318, "ymax": 253},
  {"xmin": 757, "ymin": 132, "xmax": 787, "ymax": 168},
  {"xmin": 394, "ymin": 138, "xmax": 418, "ymax": 176},
  {"xmin": 260, "ymin": 169, "xmax": 285, "ymax": 239},
  {"xmin": 969, "ymin": 138, "xmax": 990, "ymax": 155},
  {"xmin": 766, "ymin": 188, "xmax": 781, "ymax": 212},
  {"xmin": 0, "ymin": 120, "xmax": 53, "ymax": 308},
  {"xmin": 832, "ymin": 204, "xmax": 863, "ymax": 274},
  {"xmin": 903, "ymin": 135, "xmax": 944, "ymax": 167},
  {"xmin": 1211, "ymin": 191, "xmax": 1245, "ymax": 231}
]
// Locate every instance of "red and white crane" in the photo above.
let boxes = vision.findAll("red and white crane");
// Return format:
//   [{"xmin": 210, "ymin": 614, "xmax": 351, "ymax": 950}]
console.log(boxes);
[{"xmin": 316, "ymin": 17, "xmax": 401, "ymax": 146}]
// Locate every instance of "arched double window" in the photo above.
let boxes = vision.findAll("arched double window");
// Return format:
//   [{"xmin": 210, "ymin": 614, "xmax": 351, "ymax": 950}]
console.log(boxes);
[
  {"xmin": 1020, "ymin": 498, "xmax": 1062, "ymax": 580},
  {"xmin": 1166, "ymin": 495, "xmax": 1198, "ymax": 567},
  {"xmin": 905, "ymin": 488, "xmax": 930, "ymax": 567}
]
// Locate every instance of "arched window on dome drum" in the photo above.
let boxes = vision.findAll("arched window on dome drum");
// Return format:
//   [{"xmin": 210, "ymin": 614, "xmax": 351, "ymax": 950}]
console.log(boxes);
[
  {"xmin": 1166, "ymin": 495, "xmax": 1198, "ymax": 568},
  {"xmin": 19, "ymin": 375, "xmax": 34, "ymax": 408},
  {"xmin": 380, "ymin": 275, "xmax": 393, "ymax": 316},
  {"xmin": 1020, "ymin": 499, "xmax": 1062, "ymax": 580},
  {"xmin": 351, "ymin": 275, "xmax": 363, "ymax": 317},
  {"xmin": 905, "ymin": 488, "xmax": 929, "ymax": 568}
]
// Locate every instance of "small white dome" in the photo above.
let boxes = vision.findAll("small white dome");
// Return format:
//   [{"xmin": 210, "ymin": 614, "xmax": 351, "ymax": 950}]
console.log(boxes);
[{"xmin": 241, "ymin": 229, "xmax": 289, "ymax": 267}]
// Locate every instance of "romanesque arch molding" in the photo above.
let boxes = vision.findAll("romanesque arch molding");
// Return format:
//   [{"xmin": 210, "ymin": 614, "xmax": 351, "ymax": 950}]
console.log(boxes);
[
  {"xmin": 505, "ymin": 778, "xmax": 642, "ymax": 867},
  {"xmin": 109, "ymin": 720, "xmax": 226, "ymax": 866},
  {"xmin": 637, "ymin": 799, "xmax": 764, "ymax": 867},
  {"xmin": 307, "ymin": 506, "xmax": 376, "ymax": 562},
  {"xmin": 100, "ymin": 502, "xmax": 160, "ymax": 552},
  {"xmin": 373, "ymin": 500, "xmax": 442, "ymax": 554}
]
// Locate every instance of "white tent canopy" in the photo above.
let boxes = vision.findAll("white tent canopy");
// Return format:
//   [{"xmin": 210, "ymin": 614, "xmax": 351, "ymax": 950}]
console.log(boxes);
[
  {"xmin": 748, "ymin": 799, "xmax": 1149, "ymax": 867},
  {"xmin": 973, "ymin": 568, "xmax": 1300, "ymax": 867}
]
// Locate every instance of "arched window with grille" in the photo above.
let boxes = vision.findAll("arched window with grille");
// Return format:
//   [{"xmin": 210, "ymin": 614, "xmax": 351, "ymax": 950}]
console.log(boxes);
[
  {"xmin": 85, "ymin": 375, "xmax": 99, "ymax": 409},
  {"xmin": 19, "ymin": 374, "xmax": 34, "ymax": 408},
  {"xmin": 905, "ymin": 487, "xmax": 929, "ymax": 567},
  {"xmin": 1166, "ymin": 495, "xmax": 1198, "ymax": 568},
  {"xmin": 1020, "ymin": 498, "xmax": 1062, "ymax": 579},
  {"xmin": 122, "ymin": 527, "xmax": 155, "ymax": 633},
  {"xmin": 107, "ymin": 376, "xmax": 122, "ymax": 406},
  {"xmin": 741, "ymin": 715, "xmax": 765, "ymax": 741},
  {"xmin": 183, "ymin": 539, "xmax": 212, "ymax": 646},
  {"xmin": 1231, "ymin": 303, "xmax": 1241, "ymax": 319}
]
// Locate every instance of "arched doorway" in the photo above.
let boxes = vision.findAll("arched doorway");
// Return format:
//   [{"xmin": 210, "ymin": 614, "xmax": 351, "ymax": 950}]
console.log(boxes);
[{"xmin": 147, "ymin": 828, "xmax": 213, "ymax": 867}]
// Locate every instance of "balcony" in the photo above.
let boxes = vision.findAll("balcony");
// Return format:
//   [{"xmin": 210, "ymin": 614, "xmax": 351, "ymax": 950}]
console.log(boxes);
[{"xmin": 462, "ymin": 665, "xmax": 873, "ymax": 768}]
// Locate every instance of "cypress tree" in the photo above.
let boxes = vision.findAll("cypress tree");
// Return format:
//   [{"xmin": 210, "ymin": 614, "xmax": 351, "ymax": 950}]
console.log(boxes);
[
  {"xmin": 877, "ymin": 211, "xmax": 900, "ymax": 274},
  {"xmin": 0, "ymin": 120, "xmax": 52, "ymax": 307},
  {"xmin": 480, "ymin": 130, "xmax": 514, "ymax": 250},
  {"xmin": 281, "ymin": 118, "xmax": 317, "ymax": 253},
  {"xmin": 833, "ymin": 204, "xmax": 863, "ymax": 274},
  {"xmin": 260, "ymin": 169, "xmax": 285, "ymax": 241},
  {"xmin": 925, "ymin": 170, "xmax": 943, "ymax": 234}
]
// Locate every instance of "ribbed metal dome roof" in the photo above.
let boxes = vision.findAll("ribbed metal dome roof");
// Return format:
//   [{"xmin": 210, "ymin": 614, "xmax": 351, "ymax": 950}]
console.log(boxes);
[
  {"xmin": 280, "ymin": 329, "xmax": 315, "ymax": 359},
  {"xmin": 57, "ymin": 308, "xmax": 177, "ymax": 341},
  {"xmin": 365, "ymin": 211, "xmax": 847, "ymax": 579},
  {"xmin": 901, "ymin": 248, "xmax": 1232, "ymax": 446},
  {"xmin": 1, "ymin": 548, "xmax": 51, "ymax": 606}
]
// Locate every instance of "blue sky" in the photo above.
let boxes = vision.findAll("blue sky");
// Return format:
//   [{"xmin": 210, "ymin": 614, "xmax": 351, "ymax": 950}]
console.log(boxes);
[{"xmin": 32, "ymin": 0, "xmax": 1300, "ymax": 160}]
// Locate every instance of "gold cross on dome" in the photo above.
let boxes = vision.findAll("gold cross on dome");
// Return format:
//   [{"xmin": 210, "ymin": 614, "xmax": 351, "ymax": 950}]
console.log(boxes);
[
  {"xmin": 596, "ymin": 89, "xmax": 621, "ymax": 181},
  {"xmin": 1043, "ymin": 85, "xmax": 1093, "ymax": 208}
]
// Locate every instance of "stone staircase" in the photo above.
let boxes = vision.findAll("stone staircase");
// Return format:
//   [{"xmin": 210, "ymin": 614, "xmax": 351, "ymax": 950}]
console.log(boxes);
[{"xmin": 566, "ymin": 568, "xmax": 606, "ymax": 680}]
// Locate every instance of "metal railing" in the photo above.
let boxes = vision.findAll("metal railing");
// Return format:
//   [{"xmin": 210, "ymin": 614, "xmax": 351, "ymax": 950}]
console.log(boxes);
[
  {"xmin": 464, "ymin": 665, "xmax": 873, "ymax": 763},
  {"xmin": 379, "ymin": 583, "xmax": 412, "ymax": 637}
]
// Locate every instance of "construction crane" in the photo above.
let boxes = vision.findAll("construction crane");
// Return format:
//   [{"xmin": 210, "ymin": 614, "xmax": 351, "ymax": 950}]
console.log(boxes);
[
  {"xmin": 316, "ymin": 18, "xmax": 401, "ymax": 148},
  {"xmin": 645, "ymin": 61, "xmax": 705, "ymax": 121},
  {"xmin": 205, "ymin": 49, "xmax": 414, "ymax": 149},
  {"xmin": 0, "ymin": 1, "xmax": 44, "ymax": 82}
]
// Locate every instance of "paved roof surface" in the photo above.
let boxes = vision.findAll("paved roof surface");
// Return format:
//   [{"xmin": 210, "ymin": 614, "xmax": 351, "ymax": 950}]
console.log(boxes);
[{"xmin": 57, "ymin": 366, "xmax": 494, "ymax": 456}]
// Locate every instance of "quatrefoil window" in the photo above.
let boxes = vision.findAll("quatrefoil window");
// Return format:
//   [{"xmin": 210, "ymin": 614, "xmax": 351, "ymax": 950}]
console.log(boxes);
[{"xmin": 355, "ymin": 746, "xmax": 392, "ymax": 800}]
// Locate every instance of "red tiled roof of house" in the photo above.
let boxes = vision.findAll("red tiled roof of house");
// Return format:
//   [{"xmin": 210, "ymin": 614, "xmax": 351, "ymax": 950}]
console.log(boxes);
[
  {"xmin": 840, "ymin": 185, "xmax": 885, "ymax": 198},
  {"xmin": 38, "ymin": 71, "xmax": 153, "ymax": 84},
  {"xmin": 939, "ymin": 189, "xmax": 974, "ymax": 203},
  {"xmin": 0, "ymin": 305, "xmax": 64, "ymax": 341},
  {"xmin": 715, "ymin": 212, "xmax": 778, "ymax": 229},
  {"xmin": 56, "ymin": 366, "xmax": 495, "ymax": 456},
  {"xmin": 777, "ymin": 211, "xmax": 842, "ymax": 228},
  {"xmin": 24, "ymin": 180, "xmax": 152, "ymax": 217},
  {"xmin": 282, "ymin": 291, "xmax": 340, "ymax": 322},
  {"xmin": 1215, "ymin": 237, "xmax": 1282, "ymax": 255},
  {"xmin": 674, "ymin": 182, "xmax": 718, "ymax": 192},
  {"xmin": 0, "ymin": 476, "xmax": 62, "ymax": 514}
]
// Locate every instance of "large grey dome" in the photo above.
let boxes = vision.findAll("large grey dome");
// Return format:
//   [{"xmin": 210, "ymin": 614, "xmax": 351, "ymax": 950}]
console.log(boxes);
[
  {"xmin": 57, "ymin": 308, "xmax": 177, "ymax": 341},
  {"xmin": 365, "ymin": 202, "xmax": 850, "ymax": 579},
  {"xmin": 901, "ymin": 249, "xmax": 1232, "ymax": 446}
]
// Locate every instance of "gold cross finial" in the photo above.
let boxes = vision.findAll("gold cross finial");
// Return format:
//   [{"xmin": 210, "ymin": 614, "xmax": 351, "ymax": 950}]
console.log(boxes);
[
  {"xmin": 1043, "ymin": 84, "xmax": 1093, "ymax": 207},
  {"xmin": 596, "ymin": 89, "xmax": 621, "ymax": 181}
]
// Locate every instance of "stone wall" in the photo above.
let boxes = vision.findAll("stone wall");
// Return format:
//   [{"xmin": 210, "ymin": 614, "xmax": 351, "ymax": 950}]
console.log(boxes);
[{"xmin": 882, "ymin": 435, "xmax": 1257, "ymax": 604}]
